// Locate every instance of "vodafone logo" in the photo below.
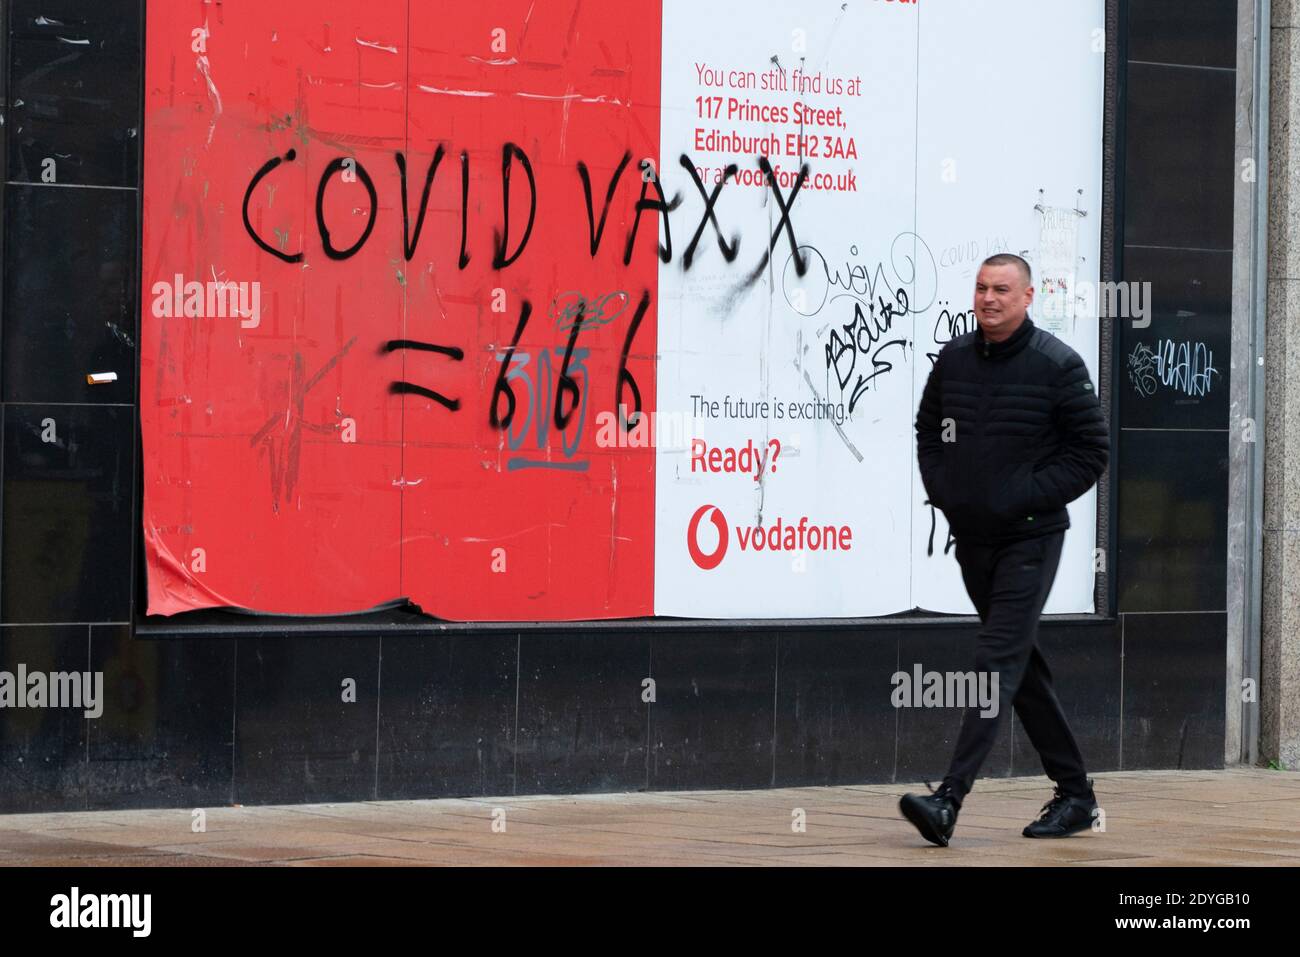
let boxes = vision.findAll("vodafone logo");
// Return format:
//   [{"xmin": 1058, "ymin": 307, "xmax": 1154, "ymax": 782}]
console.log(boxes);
[
  {"xmin": 686, "ymin": 504, "xmax": 854, "ymax": 570},
  {"xmin": 687, "ymin": 504, "xmax": 729, "ymax": 570}
]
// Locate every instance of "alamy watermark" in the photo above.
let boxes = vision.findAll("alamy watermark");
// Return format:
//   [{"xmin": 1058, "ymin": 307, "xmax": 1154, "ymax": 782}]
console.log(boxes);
[
  {"xmin": 593, "ymin": 405, "xmax": 703, "ymax": 451},
  {"xmin": 50, "ymin": 887, "xmax": 150, "ymax": 937},
  {"xmin": 0, "ymin": 665, "xmax": 103, "ymax": 718},
  {"xmin": 891, "ymin": 664, "xmax": 999, "ymax": 718},
  {"xmin": 151, "ymin": 274, "xmax": 262, "ymax": 328},
  {"xmin": 1040, "ymin": 277, "xmax": 1153, "ymax": 327}
]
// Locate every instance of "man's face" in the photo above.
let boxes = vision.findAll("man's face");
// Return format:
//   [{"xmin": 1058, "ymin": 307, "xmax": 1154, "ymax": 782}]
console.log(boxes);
[{"xmin": 973, "ymin": 263, "xmax": 1033, "ymax": 342}]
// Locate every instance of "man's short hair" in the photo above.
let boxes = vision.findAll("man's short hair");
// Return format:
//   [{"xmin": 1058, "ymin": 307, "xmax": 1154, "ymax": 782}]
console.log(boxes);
[{"xmin": 980, "ymin": 253, "xmax": 1033, "ymax": 286}]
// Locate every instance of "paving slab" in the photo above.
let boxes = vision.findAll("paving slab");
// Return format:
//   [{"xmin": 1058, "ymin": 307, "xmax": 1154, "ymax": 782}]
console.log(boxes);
[{"xmin": 0, "ymin": 769, "xmax": 1295, "ymax": 866}]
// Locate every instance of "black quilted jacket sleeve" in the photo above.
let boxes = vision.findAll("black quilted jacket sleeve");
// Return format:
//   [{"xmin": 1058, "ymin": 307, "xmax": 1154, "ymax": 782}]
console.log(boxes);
[
  {"xmin": 1032, "ymin": 350, "xmax": 1110, "ymax": 511},
  {"xmin": 915, "ymin": 353, "xmax": 946, "ymax": 507}
]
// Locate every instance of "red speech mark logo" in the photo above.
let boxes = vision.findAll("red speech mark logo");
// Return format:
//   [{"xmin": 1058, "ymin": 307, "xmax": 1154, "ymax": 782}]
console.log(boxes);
[{"xmin": 687, "ymin": 504, "xmax": 729, "ymax": 570}]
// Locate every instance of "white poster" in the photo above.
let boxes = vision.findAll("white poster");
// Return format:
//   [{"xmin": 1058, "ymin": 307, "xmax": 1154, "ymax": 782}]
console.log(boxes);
[{"xmin": 656, "ymin": 0, "xmax": 1105, "ymax": 617}]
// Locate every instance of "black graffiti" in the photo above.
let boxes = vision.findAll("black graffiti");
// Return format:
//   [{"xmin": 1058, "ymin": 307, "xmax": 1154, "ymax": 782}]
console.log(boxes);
[
  {"xmin": 617, "ymin": 290, "xmax": 651, "ymax": 432},
  {"xmin": 577, "ymin": 150, "xmax": 633, "ymax": 257},
  {"xmin": 396, "ymin": 146, "xmax": 445, "ymax": 261},
  {"xmin": 680, "ymin": 155, "xmax": 740, "ymax": 270},
  {"xmin": 622, "ymin": 160, "xmax": 682, "ymax": 265},
  {"xmin": 386, "ymin": 339, "xmax": 465, "ymax": 411},
  {"xmin": 825, "ymin": 288, "xmax": 911, "ymax": 413},
  {"xmin": 782, "ymin": 234, "xmax": 939, "ymax": 319},
  {"xmin": 242, "ymin": 147, "xmax": 810, "ymax": 279},
  {"xmin": 553, "ymin": 301, "xmax": 586, "ymax": 431},
  {"xmin": 242, "ymin": 149, "xmax": 303, "ymax": 263},
  {"xmin": 458, "ymin": 150, "xmax": 471, "ymax": 269},
  {"xmin": 316, "ymin": 157, "xmax": 378, "ymax": 260},
  {"xmin": 492, "ymin": 142, "xmax": 537, "ymax": 269},
  {"xmin": 928, "ymin": 301, "xmax": 977, "ymax": 367},
  {"xmin": 490, "ymin": 300, "xmax": 534, "ymax": 431},
  {"xmin": 925, "ymin": 501, "xmax": 957, "ymax": 557},
  {"xmin": 748, "ymin": 155, "xmax": 808, "ymax": 283}
]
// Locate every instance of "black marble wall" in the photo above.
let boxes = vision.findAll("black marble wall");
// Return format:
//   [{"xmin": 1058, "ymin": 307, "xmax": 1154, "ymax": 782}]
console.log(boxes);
[
  {"xmin": 1, "ymin": 0, "xmax": 144, "ymax": 812},
  {"xmin": 1114, "ymin": 0, "xmax": 1232, "ymax": 768},
  {"xmin": 0, "ymin": 0, "xmax": 1233, "ymax": 814}
]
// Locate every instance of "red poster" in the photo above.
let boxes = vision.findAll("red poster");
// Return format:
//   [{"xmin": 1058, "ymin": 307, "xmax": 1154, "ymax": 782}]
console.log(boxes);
[{"xmin": 141, "ymin": 1, "xmax": 660, "ymax": 619}]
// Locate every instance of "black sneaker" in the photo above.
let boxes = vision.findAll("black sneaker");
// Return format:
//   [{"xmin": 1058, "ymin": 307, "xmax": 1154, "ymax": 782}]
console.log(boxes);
[
  {"xmin": 1022, "ymin": 780, "xmax": 1098, "ymax": 838},
  {"xmin": 899, "ymin": 782, "xmax": 959, "ymax": 847}
]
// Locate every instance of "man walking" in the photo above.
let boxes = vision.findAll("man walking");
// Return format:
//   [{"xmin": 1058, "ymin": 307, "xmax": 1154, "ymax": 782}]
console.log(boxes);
[{"xmin": 900, "ymin": 254, "xmax": 1109, "ymax": 847}]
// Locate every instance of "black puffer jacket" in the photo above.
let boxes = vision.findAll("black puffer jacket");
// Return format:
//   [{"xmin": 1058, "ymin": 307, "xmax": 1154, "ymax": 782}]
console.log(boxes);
[{"xmin": 915, "ymin": 316, "xmax": 1109, "ymax": 544}]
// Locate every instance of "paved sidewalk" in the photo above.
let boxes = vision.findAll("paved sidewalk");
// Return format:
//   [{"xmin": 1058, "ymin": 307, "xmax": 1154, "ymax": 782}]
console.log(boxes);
[{"xmin": 1, "ymin": 769, "xmax": 1296, "ymax": 866}]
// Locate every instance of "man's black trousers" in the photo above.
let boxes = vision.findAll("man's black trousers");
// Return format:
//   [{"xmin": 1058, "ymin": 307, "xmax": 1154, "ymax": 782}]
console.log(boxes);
[{"xmin": 941, "ymin": 530, "xmax": 1091, "ymax": 804}]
